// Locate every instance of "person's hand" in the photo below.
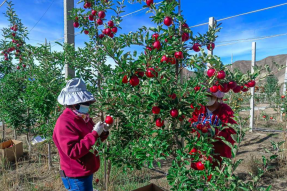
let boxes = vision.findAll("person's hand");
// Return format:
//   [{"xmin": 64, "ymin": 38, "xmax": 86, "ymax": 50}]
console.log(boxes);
[
  {"xmin": 93, "ymin": 122, "xmax": 105, "ymax": 136},
  {"xmin": 104, "ymin": 115, "xmax": 115, "ymax": 131}
]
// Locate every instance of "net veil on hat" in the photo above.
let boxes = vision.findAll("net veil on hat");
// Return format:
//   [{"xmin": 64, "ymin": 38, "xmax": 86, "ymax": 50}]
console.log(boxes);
[
  {"xmin": 207, "ymin": 89, "xmax": 225, "ymax": 99},
  {"xmin": 57, "ymin": 78, "xmax": 95, "ymax": 106}
]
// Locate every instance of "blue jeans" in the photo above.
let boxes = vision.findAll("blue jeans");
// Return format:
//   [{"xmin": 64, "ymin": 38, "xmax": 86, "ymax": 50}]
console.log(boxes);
[{"xmin": 61, "ymin": 174, "xmax": 93, "ymax": 191}]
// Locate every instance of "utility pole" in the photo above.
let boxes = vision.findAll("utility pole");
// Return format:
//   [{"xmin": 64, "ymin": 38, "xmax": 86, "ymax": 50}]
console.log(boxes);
[
  {"xmin": 281, "ymin": 55, "xmax": 287, "ymax": 122},
  {"xmin": 231, "ymin": 53, "xmax": 233, "ymax": 71},
  {"xmin": 207, "ymin": 17, "xmax": 215, "ymax": 69},
  {"xmin": 250, "ymin": 42, "xmax": 256, "ymax": 132},
  {"xmin": 64, "ymin": 0, "xmax": 75, "ymax": 79}
]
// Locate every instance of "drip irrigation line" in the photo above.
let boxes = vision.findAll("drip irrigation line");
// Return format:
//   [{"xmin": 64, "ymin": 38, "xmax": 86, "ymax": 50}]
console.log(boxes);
[{"xmin": 189, "ymin": 2, "xmax": 287, "ymax": 28}]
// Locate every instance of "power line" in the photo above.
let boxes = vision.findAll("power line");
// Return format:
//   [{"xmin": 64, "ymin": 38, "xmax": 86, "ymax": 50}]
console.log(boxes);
[
  {"xmin": 121, "ymin": 1, "xmax": 163, "ymax": 18},
  {"xmin": 0, "ymin": 0, "xmax": 7, "ymax": 8},
  {"xmin": 29, "ymin": 0, "xmax": 55, "ymax": 32},
  {"xmin": 189, "ymin": 2, "xmax": 287, "ymax": 28}
]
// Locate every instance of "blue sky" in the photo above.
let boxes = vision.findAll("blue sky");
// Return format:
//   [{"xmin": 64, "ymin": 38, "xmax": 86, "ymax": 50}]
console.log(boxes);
[{"xmin": 1, "ymin": 0, "xmax": 287, "ymax": 65}]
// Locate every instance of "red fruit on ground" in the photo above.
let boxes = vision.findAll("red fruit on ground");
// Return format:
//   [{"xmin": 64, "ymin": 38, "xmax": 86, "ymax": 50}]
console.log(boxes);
[
  {"xmin": 105, "ymin": 116, "xmax": 114, "ymax": 124},
  {"xmin": 152, "ymin": 33, "xmax": 159, "ymax": 40},
  {"xmin": 174, "ymin": 51, "xmax": 183, "ymax": 59},
  {"xmin": 182, "ymin": 32, "xmax": 189, "ymax": 41},
  {"xmin": 164, "ymin": 16, "xmax": 173, "ymax": 26},
  {"xmin": 233, "ymin": 85, "xmax": 241, "ymax": 93},
  {"xmin": 196, "ymin": 161, "xmax": 205, "ymax": 170},
  {"xmin": 98, "ymin": 11, "xmax": 106, "ymax": 19},
  {"xmin": 218, "ymin": 83, "xmax": 229, "ymax": 93},
  {"xmin": 153, "ymin": 40, "xmax": 161, "ymax": 50},
  {"xmin": 105, "ymin": 28, "xmax": 112, "ymax": 35},
  {"xmin": 92, "ymin": 10, "xmax": 97, "ymax": 15},
  {"xmin": 282, "ymin": 95, "xmax": 285, "ymax": 98},
  {"xmin": 210, "ymin": 85, "xmax": 218, "ymax": 93},
  {"xmin": 170, "ymin": 109, "xmax": 178, "ymax": 118},
  {"xmin": 89, "ymin": 15, "xmax": 94, "ymax": 21},
  {"xmin": 73, "ymin": 22, "xmax": 79, "ymax": 28},
  {"xmin": 192, "ymin": 43, "xmax": 201, "ymax": 52},
  {"xmin": 17, "ymin": 66, "xmax": 20, "ymax": 70},
  {"xmin": 217, "ymin": 70, "xmax": 226, "ymax": 79},
  {"xmin": 156, "ymin": 118, "xmax": 164, "ymax": 127},
  {"xmin": 248, "ymin": 80, "xmax": 256, "ymax": 87},
  {"xmin": 228, "ymin": 81, "xmax": 237, "ymax": 89},
  {"xmin": 99, "ymin": 34, "xmax": 105, "ymax": 39},
  {"xmin": 207, "ymin": 68, "xmax": 215, "ymax": 77},
  {"xmin": 152, "ymin": 106, "xmax": 160, "ymax": 114},
  {"xmin": 122, "ymin": 75, "xmax": 128, "ymax": 83},
  {"xmin": 112, "ymin": 27, "xmax": 117, "ymax": 33},
  {"xmin": 146, "ymin": 0, "xmax": 154, "ymax": 6},
  {"xmin": 84, "ymin": 30, "xmax": 89, "ymax": 35},
  {"xmin": 97, "ymin": 19, "xmax": 103, "ymax": 25},
  {"xmin": 160, "ymin": 55, "xmax": 168, "ymax": 63},
  {"xmin": 146, "ymin": 68, "xmax": 158, "ymax": 78},
  {"xmin": 22, "ymin": 64, "xmax": 26, "ymax": 68},
  {"xmin": 270, "ymin": 117, "xmax": 273, "ymax": 120},
  {"xmin": 129, "ymin": 75, "xmax": 139, "ymax": 86},
  {"xmin": 84, "ymin": 2, "xmax": 91, "ymax": 8},
  {"xmin": 194, "ymin": 86, "xmax": 200, "ymax": 92},
  {"xmin": 182, "ymin": 23, "xmax": 189, "ymax": 28},
  {"xmin": 169, "ymin": 57, "xmax": 176, "ymax": 64},
  {"xmin": 108, "ymin": 21, "xmax": 114, "ymax": 27},
  {"xmin": 169, "ymin": 93, "xmax": 176, "ymax": 100},
  {"xmin": 207, "ymin": 43, "xmax": 215, "ymax": 51}
]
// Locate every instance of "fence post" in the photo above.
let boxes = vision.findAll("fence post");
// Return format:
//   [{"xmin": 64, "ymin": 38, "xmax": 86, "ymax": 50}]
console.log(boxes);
[
  {"xmin": 250, "ymin": 42, "xmax": 256, "ymax": 132},
  {"xmin": 64, "ymin": 0, "xmax": 75, "ymax": 79}
]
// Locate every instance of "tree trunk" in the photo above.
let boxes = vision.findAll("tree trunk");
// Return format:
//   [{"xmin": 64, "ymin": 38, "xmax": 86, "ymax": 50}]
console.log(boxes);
[
  {"xmin": 26, "ymin": 133, "xmax": 31, "ymax": 156},
  {"xmin": 48, "ymin": 141, "xmax": 53, "ymax": 170},
  {"xmin": 14, "ymin": 129, "xmax": 17, "ymax": 140},
  {"xmin": 2, "ymin": 120, "xmax": 5, "ymax": 141},
  {"xmin": 105, "ymin": 159, "xmax": 111, "ymax": 190}
]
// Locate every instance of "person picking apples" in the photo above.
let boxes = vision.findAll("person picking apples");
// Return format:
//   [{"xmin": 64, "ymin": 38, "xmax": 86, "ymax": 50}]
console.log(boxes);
[
  {"xmin": 189, "ymin": 90, "xmax": 237, "ymax": 167},
  {"xmin": 53, "ymin": 78, "xmax": 115, "ymax": 191}
]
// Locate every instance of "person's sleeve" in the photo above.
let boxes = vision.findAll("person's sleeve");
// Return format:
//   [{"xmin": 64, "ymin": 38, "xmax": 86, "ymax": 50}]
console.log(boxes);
[{"xmin": 57, "ymin": 120, "xmax": 99, "ymax": 160}]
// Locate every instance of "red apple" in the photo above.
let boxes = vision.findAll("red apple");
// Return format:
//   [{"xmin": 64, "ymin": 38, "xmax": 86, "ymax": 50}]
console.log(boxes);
[
  {"xmin": 17, "ymin": 66, "xmax": 20, "ymax": 70},
  {"xmin": 152, "ymin": 106, "xmax": 160, "ymax": 114},
  {"xmin": 182, "ymin": 23, "xmax": 189, "ymax": 28},
  {"xmin": 146, "ymin": 68, "xmax": 158, "ymax": 78},
  {"xmin": 95, "ymin": 179, "xmax": 99, "ymax": 183},
  {"xmin": 122, "ymin": 75, "xmax": 128, "ymax": 83},
  {"xmin": 263, "ymin": 115, "xmax": 266, "ymax": 119},
  {"xmin": 112, "ymin": 27, "xmax": 117, "ymax": 33},
  {"xmin": 156, "ymin": 118, "xmax": 164, "ymax": 127},
  {"xmin": 84, "ymin": 30, "xmax": 89, "ymax": 35},
  {"xmin": 84, "ymin": 2, "xmax": 91, "ymax": 8},
  {"xmin": 170, "ymin": 109, "xmax": 178, "ymax": 118},
  {"xmin": 182, "ymin": 33, "xmax": 189, "ymax": 41},
  {"xmin": 108, "ymin": 33, "xmax": 114, "ymax": 38},
  {"xmin": 228, "ymin": 81, "xmax": 237, "ymax": 89},
  {"xmin": 169, "ymin": 93, "xmax": 176, "ymax": 100},
  {"xmin": 98, "ymin": 11, "xmax": 106, "ymax": 19},
  {"xmin": 135, "ymin": 69, "xmax": 144, "ymax": 77},
  {"xmin": 207, "ymin": 43, "xmax": 215, "ymax": 51},
  {"xmin": 12, "ymin": 33, "xmax": 16, "ymax": 37},
  {"xmin": 89, "ymin": 15, "xmax": 94, "ymax": 21},
  {"xmin": 153, "ymin": 40, "xmax": 161, "ymax": 50},
  {"xmin": 196, "ymin": 161, "xmax": 205, "ymax": 170},
  {"xmin": 22, "ymin": 64, "xmax": 26, "ymax": 68},
  {"xmin": 146, "ymin": 0, "xmax": 154, "ymax": 7},
  {"xmin": 105, "ymin": 116, "xmax": 113, "ymax": 124},
  {"xmin": 174, "ymin": 51, "xmax": 183, "ymax": 59},
  {"xmin": 92, "ymin": 10, "xmax": 97, "ymax": 15},
  {"xmin": 129, "ymin": 75, "xmax": 139, "ymax": 86},
  {"xmin": 270, "ymin": 117, "xmax": 273, "ymax": 120},
  {"xmin": 105, "ymin": 28, "xmax": 112, "ymax": 35},
  {"xmin": 194, "ymin": 86, "xmax": 200, "ymax": 92},
  {"xmin": 178, "ymin": 115, "xmax": 185, "ymax": 121},
  {"xmin": 189, "ymin": 148, "xmax": 197, "ymax": 155},
  {"xmin": 207, "ymin": 174, "xmax": 212, "ymax": 182},
  {"xmin": 282, "ymin": 95, "xmax": 285, "ymax": 99},
  {"xmin": 217, "ymin": 70, "xmax": 225, "ymax": 79},
  {"xmin": 169, "ymin": 57, "xmax": 176, "ymax": 64},
  {"xmin": 164, "ymin": 16, "xmax": 172, "ymax": 26},
  {"xmin": 233, "ymin": 85, "xmax": 241, "ymax": 93},
  {"xmin": 75, "ymin": 16, "xmax": 79, "ymax": 21},
  {"xmin": 207, "ymin": 68, "xmax": 215, "ymax": 77},
  {"xmin": 108, "ymin": 21, "xmax": 114, "ymax": 27},
  {"xmin": 210, "ymin": 85, "xmax": 218, "ymax": 93},
  {"xmin": 192, "ymin": 43, "xmax": 201, "ymax": 52},
  {"xmin": 242, "ymin": 87, "xmax": 249, "ymax": 92},
  {"xmin": 97, "ymin": 19, "xmax": 103, "ymax": 25},
  {"xmin": 247, "ymin": 80, "xmax": 256, "ymax": 87},
  {"xmin": 152, "ymin": 33, "xmax": 159, "ymax": 40},
  {"xmin": 99, "ymin": 34, "xmax": 105, "ymax": 39},
  {"xmin": 190, "ymin": 104, "xmax": 194, "ymax": 109},
  {"xmin": 218, "ymin": 83, "xmax": 229, "ymax": 93},
  {"xmin": 73, "ymin": 22, "xmax": 79, "ymax": 28},
  {"xmin": 160, "ymin": 55, "xmax": 168, "ymax": 63}
]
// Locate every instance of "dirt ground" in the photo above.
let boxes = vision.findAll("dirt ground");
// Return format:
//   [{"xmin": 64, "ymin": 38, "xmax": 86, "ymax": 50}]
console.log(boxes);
[{"xmin": 1, "ymin": 126, "xmax": 287, "ymax": 190}]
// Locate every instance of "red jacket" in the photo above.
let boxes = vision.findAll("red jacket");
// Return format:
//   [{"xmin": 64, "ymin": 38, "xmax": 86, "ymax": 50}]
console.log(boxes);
[
  {"xmin": 53, "ymin": 108, "xmax": 109, "ymax": 177},
  {"xmin": 190, "ymin": 103, "xmax": 237, "ymax": 161}
]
